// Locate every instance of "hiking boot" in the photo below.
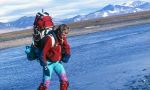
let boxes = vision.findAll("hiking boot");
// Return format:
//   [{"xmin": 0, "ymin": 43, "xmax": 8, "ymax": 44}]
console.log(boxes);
[
  {"xmin": 60, "ymin": 81, "xmax": 69, "ymax": 90},
  {"xmin": 38, "ymin": 83, "xmax": 47, "ymax": 90}
]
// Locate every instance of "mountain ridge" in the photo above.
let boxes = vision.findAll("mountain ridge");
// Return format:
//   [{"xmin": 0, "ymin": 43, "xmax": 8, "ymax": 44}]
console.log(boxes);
[{"xmin": 0, "ymin": 0, "xmax": 150, "ymax": 30}]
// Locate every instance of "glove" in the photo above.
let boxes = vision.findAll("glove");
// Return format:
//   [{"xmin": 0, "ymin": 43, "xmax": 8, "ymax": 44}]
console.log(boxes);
[
  {"xmin": 61, "ymin": 54, "xmax": 71, "ymax": 63},
  {"xmin": 43, "ymin": 65, "xmax": 50, "ymax": 76}
]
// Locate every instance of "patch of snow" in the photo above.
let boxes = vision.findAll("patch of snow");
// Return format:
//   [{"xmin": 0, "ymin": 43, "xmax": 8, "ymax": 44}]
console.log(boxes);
[
  {"xmin": 103, "ymin": 12, "xmax": 109, "ymax": 17},
  {"xmin": 84, "ymin": 25, "xmax": 99, "ymax": 29},
  {"xmin": 122, "ymin": 1, "xmax": 134, "ymax": 7}
]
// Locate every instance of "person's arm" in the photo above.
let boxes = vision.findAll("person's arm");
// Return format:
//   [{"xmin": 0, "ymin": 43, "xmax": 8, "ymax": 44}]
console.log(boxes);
[{"xmin": 61, "ymin": 36, "xmax": 71, "ymax": 63}]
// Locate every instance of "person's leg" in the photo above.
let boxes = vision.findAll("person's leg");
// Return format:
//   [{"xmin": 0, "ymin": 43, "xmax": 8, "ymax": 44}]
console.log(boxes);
[
  {"xmin": 54, "ymin": 62, "xmax": 69, "ymax": 90},
  {"xmin": 38, "ymin": 61, "xmax": 54, "ymax": 90}
]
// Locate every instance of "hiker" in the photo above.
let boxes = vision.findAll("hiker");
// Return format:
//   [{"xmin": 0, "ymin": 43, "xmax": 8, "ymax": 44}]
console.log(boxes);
[{"xmin": 38, "ymin": 24, "xmax": 71, "ymax": 90}]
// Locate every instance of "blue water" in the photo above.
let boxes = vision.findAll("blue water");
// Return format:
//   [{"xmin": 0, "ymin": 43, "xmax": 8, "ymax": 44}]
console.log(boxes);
[{"xmin": 0, "ymin": 23, "xmax": 150, "ymax": 90}]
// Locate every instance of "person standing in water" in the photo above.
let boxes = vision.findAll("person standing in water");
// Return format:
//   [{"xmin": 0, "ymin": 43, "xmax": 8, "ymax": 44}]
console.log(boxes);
[{"xmin": 38, "ymin": 24, "xmax": 71, "ymax": 90}]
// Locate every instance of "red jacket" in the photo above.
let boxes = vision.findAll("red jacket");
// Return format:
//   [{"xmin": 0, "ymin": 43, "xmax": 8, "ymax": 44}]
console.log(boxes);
[{"xmin": 42, "ymin": 34, "xmax": 70, "ymax": 62}]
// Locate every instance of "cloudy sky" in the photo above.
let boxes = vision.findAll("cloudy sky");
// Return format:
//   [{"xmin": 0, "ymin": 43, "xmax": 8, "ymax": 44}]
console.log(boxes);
[{"xmin": 0, "ymin": 0, "xmax": 150, "ymax": 22}]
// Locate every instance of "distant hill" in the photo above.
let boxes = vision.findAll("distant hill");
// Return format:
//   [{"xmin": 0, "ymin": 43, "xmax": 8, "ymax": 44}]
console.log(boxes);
[{"xmin": 0, "ymin": 0, "xmax": 150, "ymax": 30}]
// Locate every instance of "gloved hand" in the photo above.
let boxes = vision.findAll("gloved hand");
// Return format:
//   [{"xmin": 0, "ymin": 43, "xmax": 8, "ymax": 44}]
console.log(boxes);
[
  {"xmin": 61, "ymin": 54, "xmax": 71, "ymax": 63},
  {"xmin": 43, "ymin": 65, "xmax": 50, "ymax": 76}
]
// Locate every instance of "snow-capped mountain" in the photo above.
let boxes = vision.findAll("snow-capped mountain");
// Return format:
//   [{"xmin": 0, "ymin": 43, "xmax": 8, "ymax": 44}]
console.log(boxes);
[
  {"xmin": 0, "ymin": 16, "xmax": 64, "ymax": 30},
  {"xmin": 72, "ymin": 1, "xmax": 150, "ymax": 21},
  {"xmin": 0, "ymin": 16, "xmax": 34, "ymax": 29},
  {"xmin": 123, "ymin": 1, "xmax": 146, "ymax": 7},
  {"xmin": 123, "ymin": 0, "xmax": 150, "ymax": 9},
  {"xmin": 87, "ymin": 4, "xmax": 138, "ymax": 17},
  {"xmin": 0, "ymin": 0, "xmax": 150, "ymax": 30},
  {"xmin": 60, "ymin": 1, "xmax": 150, "ymax": 23}
]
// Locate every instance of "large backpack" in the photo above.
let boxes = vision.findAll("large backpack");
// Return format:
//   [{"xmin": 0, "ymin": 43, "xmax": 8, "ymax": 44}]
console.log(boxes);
[
  {"xmin": 25, "ymin": 12, "xmax": 54, "ymax": 60},
  {"xmin": 33, "ymin": 12, "xmax": 54, "ymax": 48},
  {"xmin": 34, "ymin": 12, "xmax": 54, "ymax": 31}
]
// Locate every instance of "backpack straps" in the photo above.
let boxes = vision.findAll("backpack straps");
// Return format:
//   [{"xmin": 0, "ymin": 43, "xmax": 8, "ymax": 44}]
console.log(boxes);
[
  {"xmin": 47, "ymin": 30, "xmax": 58, "ymax": 47},
  {"xmin": 48, "ymin": 34, "xmax": 55, "ymax": 47}
]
